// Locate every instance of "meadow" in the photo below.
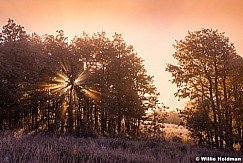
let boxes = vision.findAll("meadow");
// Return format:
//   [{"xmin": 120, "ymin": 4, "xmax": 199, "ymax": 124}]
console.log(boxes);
[
  {"xmin": 162, "ymin": 123, "xmax": 191, "ymax": 143},
  {"xmin": 0, "ymin": 130, "xmax": 241, "ymax": 163}
]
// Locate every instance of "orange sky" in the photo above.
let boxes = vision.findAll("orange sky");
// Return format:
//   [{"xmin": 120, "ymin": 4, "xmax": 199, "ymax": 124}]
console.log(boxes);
[{"xmin": 1, "ymin": 0, "xmax": 243, "ymax": 110}]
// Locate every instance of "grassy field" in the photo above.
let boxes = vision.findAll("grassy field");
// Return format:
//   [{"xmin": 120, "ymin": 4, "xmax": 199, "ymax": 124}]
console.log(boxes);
[
  {"xmin": 162, "ymin": 123, "xmax": 192, "ymax": 143},
  {"xmin": 141, "ymin": 122, "xmax": 192, "ymax": 143},
  {"xmin": 0, "ymin": 131, "xmax": 241, "ymax": 163}
]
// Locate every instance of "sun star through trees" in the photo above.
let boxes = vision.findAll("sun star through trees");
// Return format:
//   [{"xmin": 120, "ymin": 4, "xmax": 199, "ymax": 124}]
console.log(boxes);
[{"xmin": 39, "ymin": 59, "xmax": 101, "ymax": 120}]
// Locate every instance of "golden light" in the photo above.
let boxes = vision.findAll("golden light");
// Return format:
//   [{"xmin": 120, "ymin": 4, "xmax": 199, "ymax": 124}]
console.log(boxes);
[
  {"xmin": 39, "ymin": 60, "xmax": 102, "ymax": 112},
  {"xmin": 55, "ymin": 72, "xmax": 69, "ymax": 82},
  {"xmin": 74, "ymin": 69, "xmax": 89, "ymax": 85},
  {"xmin": 82, "ymin": 88, "xmax": 101, "ymax": 101},
  {"xmin": 61, "ymin": 100, "xmax": 68, "ymax": 118}
]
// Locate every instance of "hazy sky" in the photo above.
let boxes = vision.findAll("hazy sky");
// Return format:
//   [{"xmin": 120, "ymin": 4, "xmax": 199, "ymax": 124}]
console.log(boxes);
[{"xmin": 1, "ymin": 0, "xmax": 243, "ymax": 110}]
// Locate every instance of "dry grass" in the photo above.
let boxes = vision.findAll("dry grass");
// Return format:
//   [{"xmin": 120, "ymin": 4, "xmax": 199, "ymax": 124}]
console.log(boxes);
[
  {"xmin": 163, "ymin": 123, "xmax": 192, "ymax": 143},
  {"xmin": 141, "ymin": 122, "xmax": 192, "ymax": 143},
  {"xmin": 0, "ymin": 131, "xmax": 241, "ymax": 163}
]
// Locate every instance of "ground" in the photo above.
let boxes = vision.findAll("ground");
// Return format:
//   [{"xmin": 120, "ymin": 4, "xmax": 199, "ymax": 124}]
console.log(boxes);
[{"xmin": 0, "ymin": 130, "xmax": 241, "ymax": 163}]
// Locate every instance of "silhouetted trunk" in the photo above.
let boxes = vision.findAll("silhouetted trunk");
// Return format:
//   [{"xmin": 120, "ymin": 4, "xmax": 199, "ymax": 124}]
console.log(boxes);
[
  {"xmin": 137, "ymin": 119, "xmax": 140, "ymax": 137},
  {"xmin": 32, "ymin": 99, "xmax": 39, "ymax": 130},
  {"xmin": 208, "ymin": 76, "xmax": 219, "ymax": 148},
  {"xmin": 68, "ymin": 87, "xmax": 74, "ymax": 133},
  {"xmin": 222, "ymin": 59, "xmax": 234, "ymax": 150},
  {"xmin": 214, "ymin": 61, "xmax": 224, "ymax": 149},
  {"xmin": 126, "ymin": 119, "xmax": 131, "ymax": 135},
  {"xmin": 117, "ymin": 105, "xmax": 122, "ymax": 134},
  {"xmin": 47, "ymin": 100, "xmax": 50, "ymax": 131},
  {"xmin": 94, "ymin": 105, "xmax": 98, "ymax": 132},
  {"xmin": 101, "ymin": 111, "xmax": 106, "ymax": 134},
  {"xmin": 76, "ymin": 101, "xmax": 82, "ymax": 131},
  {"xmin": 240, "ymin": 131, "xmax": 243, "ymax": 154}
]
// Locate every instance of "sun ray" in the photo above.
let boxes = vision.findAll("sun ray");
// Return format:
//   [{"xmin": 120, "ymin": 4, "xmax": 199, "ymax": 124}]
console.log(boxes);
[
  {"xmin": 73, "ymin": 90, "xmax": 79, "ymax": 106},
  {"xmin": 54, "ymin": 78, "xmax": 67, "ymax": 83},
  {"xmin": 82, "ymin": 88, "xmax": 101, "ymax": 101},
  {"xmin": 39, "ymin": 84, "xmax": 62, "ymax": 91},
  {"xmin": 39, "ymin": 70, "xmax": 102, "ymax": 102},
  {"xmin": 55, "ymin": 72, "xmax": 69, "ymax": 81},
  {"xmin": 51, "ymin": 85, "xmax": 71, "ymax": 95},
  {"xmin": 36, "ymin": 60, "xmax": 103, "ymax": 123},
  {"xmin": 61, "ymin": 100, "xmax": 68, "ymax": 118},
  {"xmin": 86, "ymin": 88, "xmax": 101, "ymax": 95},
  {"xmin": 74, "ymin": 69, "xmax": 89, "ymax": 85},
  {"xmin": 60, "ymin": 59, "xmax": 71, "ymax": 73}
]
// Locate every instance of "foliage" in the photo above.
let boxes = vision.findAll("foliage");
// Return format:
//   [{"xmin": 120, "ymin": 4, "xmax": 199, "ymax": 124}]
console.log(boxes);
[
  {"xmin": 166, "ymin": 29, "xmax": 243, "ymax": 151},
  {"xmin": 141, "ymin": 103, "xmax": 168, "ymax": 138},
  {"xmin": 0, "ymin": 19, "xmax": 159, "ymax": 137}
]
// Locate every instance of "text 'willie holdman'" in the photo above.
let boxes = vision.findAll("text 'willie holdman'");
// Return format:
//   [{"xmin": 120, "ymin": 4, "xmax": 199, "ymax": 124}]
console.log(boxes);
[{"xmin": 196, "ymin": 156, "xmax": 242, "ymax": 162}]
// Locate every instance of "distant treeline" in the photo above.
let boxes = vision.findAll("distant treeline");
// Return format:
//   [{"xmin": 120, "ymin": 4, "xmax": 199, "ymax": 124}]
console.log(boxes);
[{"xmin": 164, "ymin": 111, "xmax": 182, "ymax": 125}]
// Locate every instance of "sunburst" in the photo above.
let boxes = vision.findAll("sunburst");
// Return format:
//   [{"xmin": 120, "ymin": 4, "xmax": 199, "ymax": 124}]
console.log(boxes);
[{"xmin": 39, "ymin": 60, "xmax": 101, "ymax": 119}]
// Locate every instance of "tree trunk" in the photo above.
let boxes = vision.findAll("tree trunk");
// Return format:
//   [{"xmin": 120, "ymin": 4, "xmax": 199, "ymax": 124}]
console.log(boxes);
[
  {"xmin": 68, "ymin": 87, "xmax": 73, "ymax": 133},
  {"xmin": 208, "ymin": 77, "xmax": 219, "ymax": 148},
  {"xmin": 214, "ymin": 62, "xmax": 224, "ymax": 149}
]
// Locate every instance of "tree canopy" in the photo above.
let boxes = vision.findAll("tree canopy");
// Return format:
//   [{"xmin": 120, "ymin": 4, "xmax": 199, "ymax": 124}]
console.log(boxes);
[
  {"xmin": 166, "ymin": 29, "xmax": 243, "ymax": 151},
  {"xmin": 0, "ymin": 19, "xmax": 159, "ymax": 137}
]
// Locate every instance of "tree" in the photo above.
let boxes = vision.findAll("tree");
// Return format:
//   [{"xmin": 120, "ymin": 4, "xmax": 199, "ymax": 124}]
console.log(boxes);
[
  {"xmin": 166, "ymin": 29, "xmax": 243, "ymax": 150},
  {"xmin": 0, "ymin": 19, "xmax": 31, "ymax": 130},
  {"xmin": 0, "ymin": 19, "xmax": 159, "ymax": 138},
  {"xmin": 0, "ymin": 19, "xmax": 27, "ymax": 43}
]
